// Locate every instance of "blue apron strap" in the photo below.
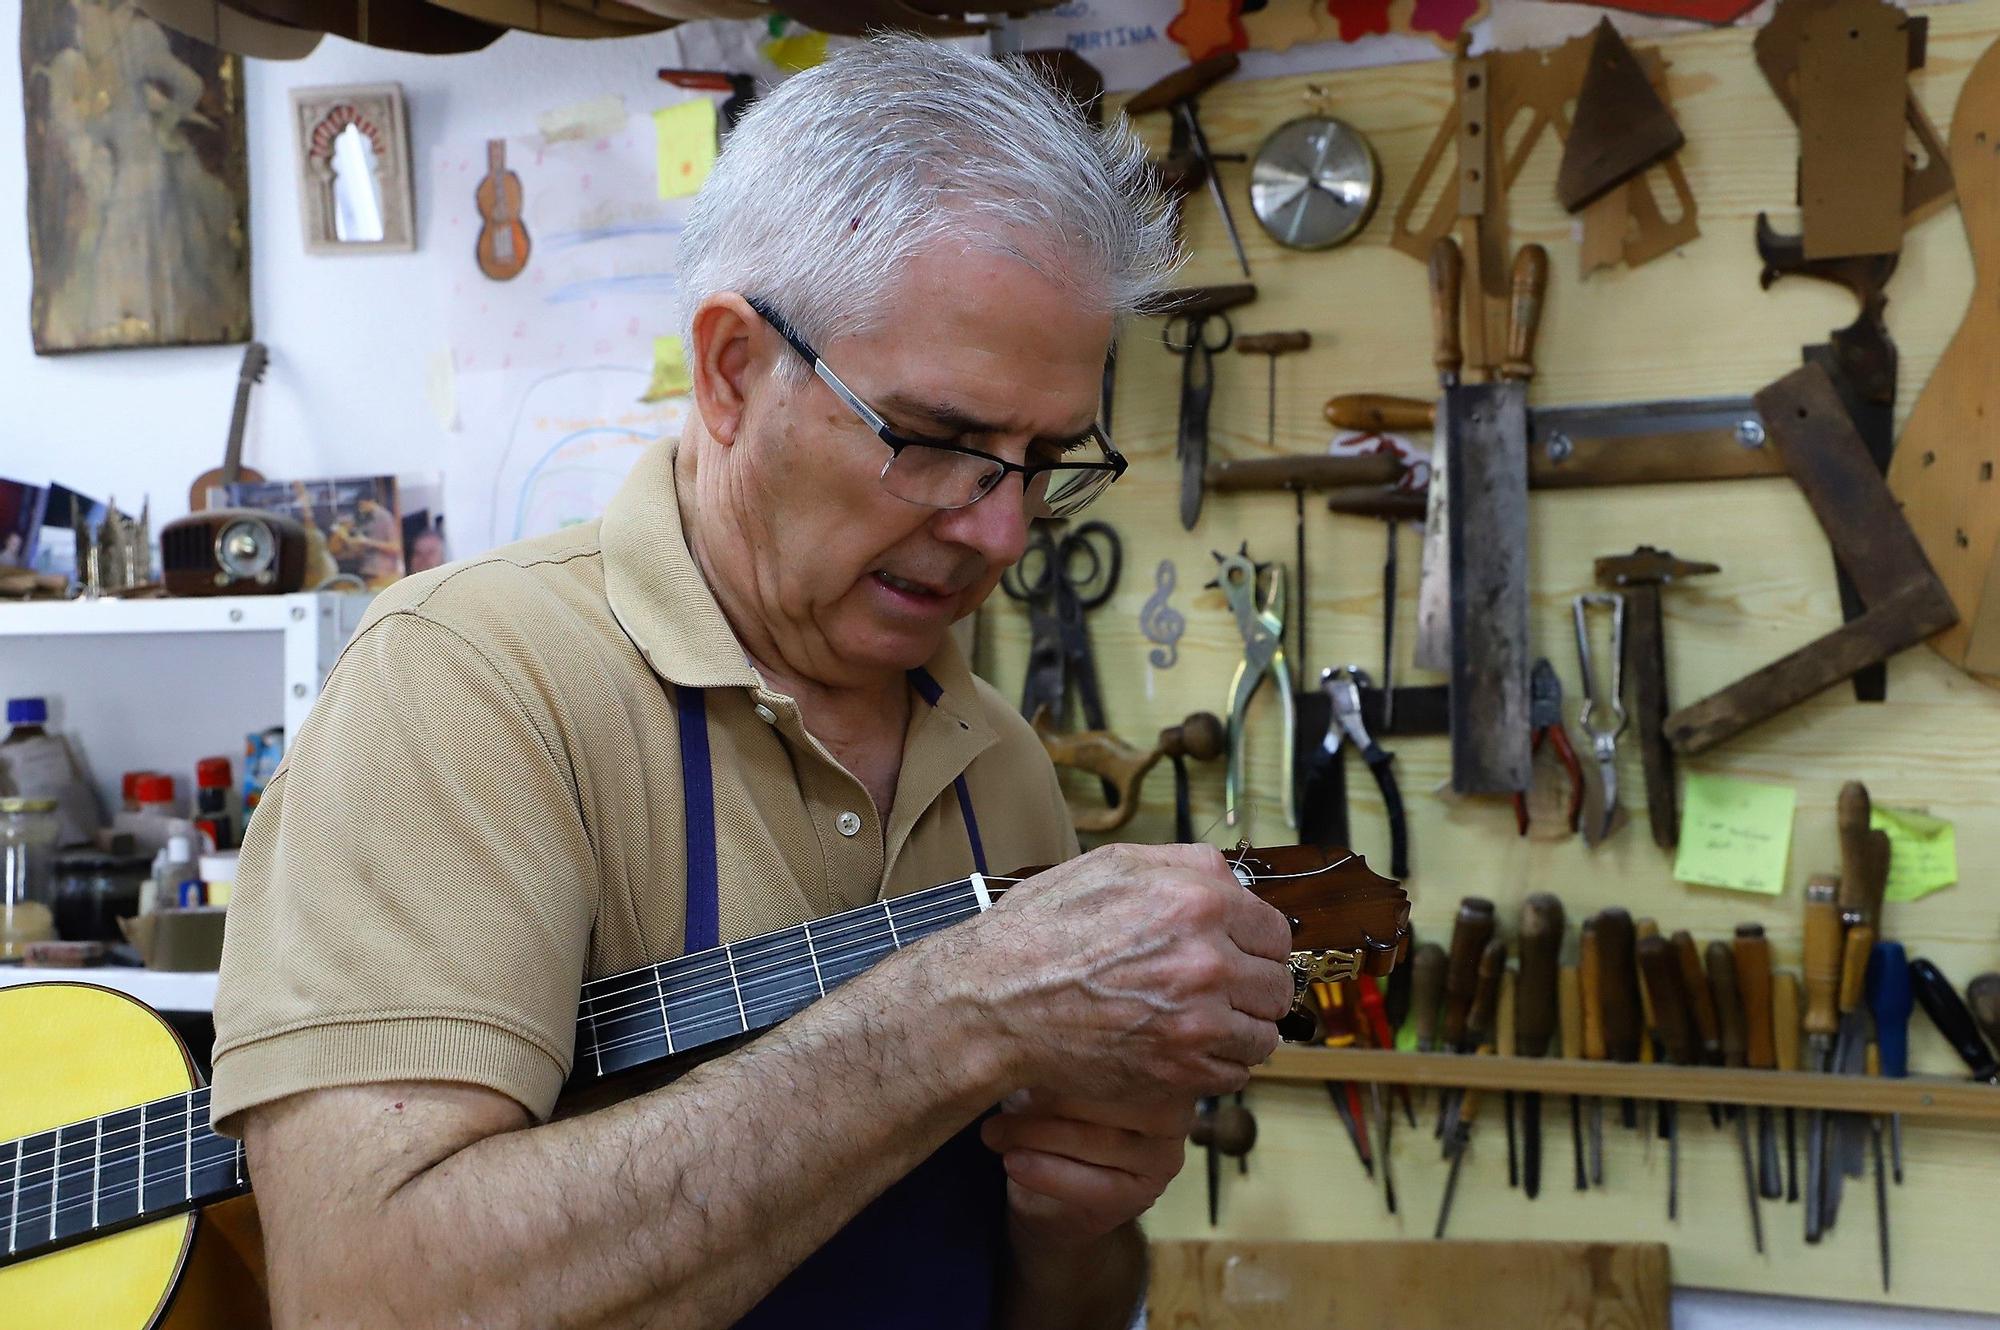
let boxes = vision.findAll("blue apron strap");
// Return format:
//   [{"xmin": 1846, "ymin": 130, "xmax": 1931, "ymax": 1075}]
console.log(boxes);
[
  {"xmin": 674, "ymin": 685, "xmax": 720, "ymax": 953},
  {"xmin": 908, "ymin": 669, "xmax": 987, "ymax": 876}
]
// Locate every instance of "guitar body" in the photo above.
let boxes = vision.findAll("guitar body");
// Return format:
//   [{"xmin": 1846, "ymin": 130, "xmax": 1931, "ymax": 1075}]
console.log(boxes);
[
  {"xmin": 475, "ymin": 139, "xmax": 531, "ymax": 282},
  {"xmin": 1886, "ymin": 36, "xmax": 2000, "ymax": 686},
  {"xmin": 0, "ymin": 985, "xmax": 268, "ymax": 1330}
]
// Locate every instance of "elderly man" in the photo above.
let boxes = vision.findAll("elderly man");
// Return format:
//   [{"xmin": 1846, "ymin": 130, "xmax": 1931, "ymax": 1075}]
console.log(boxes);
[{"xmin": 212, "ymin": 36, "xmax": 1293, "ymax": 1330}]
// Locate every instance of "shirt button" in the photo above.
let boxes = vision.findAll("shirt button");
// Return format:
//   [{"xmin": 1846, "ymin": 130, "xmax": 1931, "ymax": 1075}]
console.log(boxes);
[
  {"xmin": 753, "ymin": 703, "xmax": 777, "ymax": 724},
  {"xmin": 836, "ymin": 811, "xmax": 862, "ymax": 837}
]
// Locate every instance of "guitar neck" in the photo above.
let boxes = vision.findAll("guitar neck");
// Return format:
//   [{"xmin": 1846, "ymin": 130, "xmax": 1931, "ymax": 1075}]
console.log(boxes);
[
  {"xmin": 0, "ymin": 874, "xmax": 997, "ymax": 1270},
  {"xmin": 220, "ymin": 377, "xmax": 256, "ymax": 482}
]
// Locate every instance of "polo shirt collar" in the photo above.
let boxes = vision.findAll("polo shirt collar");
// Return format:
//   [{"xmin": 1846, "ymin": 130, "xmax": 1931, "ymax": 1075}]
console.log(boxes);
[{"xmin": 601, "ymin": 439, "xmax": 996, "ymax": 748}]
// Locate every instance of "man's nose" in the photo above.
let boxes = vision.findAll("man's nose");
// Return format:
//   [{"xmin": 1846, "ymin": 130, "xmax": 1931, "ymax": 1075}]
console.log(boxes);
[{"xmin": 931, "ymin": 475, "xmax": 1034, "ymax": 567}]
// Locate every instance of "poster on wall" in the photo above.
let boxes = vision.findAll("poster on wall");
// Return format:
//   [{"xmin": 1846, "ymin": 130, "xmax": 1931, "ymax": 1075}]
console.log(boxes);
[
  {"xmin": 20, "ymin": 0, "xmax": 251, "ymax": 354},
  {"xmin": 438, "ymin": 106, "xmax": 701, "ymax": 558}
]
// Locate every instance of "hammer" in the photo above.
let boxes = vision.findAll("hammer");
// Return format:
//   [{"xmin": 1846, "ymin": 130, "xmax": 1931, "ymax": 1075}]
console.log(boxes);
[
  {"xmin": 1593, "ymin": 547, "xmax": 1720, "ymax": 849},
  {"xmin": 1236, "ymin": 330, "xmax": 1315, "ymax": 666}
]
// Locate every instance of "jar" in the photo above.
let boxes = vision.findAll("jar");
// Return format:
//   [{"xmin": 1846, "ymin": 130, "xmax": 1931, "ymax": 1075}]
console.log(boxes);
[
  {"xmin": 2, "ymin": 797, "xmax": 60, "ymax": 958},
  {"xmin": 51, "ymin": 852, "xmax": 150, "ymax": 943}
]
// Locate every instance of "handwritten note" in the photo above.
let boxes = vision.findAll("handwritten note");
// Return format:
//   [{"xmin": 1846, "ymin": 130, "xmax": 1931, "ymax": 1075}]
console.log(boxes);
[
  {"xmin": 1871, "ymin": 806, "xmax": 1958, "ymax": 901},
  {"xmin": 1672, "ymin": 774, "xmax": 1797, "ymax": 894},
  {"xmin": 654, "ymin": 99, "xmax": 717, "ymax": 201},
  {"xmin": 640, "ymin": 335, "xmax": 691, "ymax": 403}
]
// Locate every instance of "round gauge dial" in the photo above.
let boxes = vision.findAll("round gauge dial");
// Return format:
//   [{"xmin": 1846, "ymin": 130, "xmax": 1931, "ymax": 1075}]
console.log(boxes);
[
  {"xmin": 1249, "ymin": 116, "xmax": 1381, "ymax": 251},
  {"xmin": 215, "ymin": 517, "xmax": 278, "ymax": 580}
]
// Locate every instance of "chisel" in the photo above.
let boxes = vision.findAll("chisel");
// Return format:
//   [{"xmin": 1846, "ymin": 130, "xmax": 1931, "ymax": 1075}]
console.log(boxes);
[
  {"xmin": 1708, "ymin": 939, "xmax": 1763, "ymax": 1254},
  {"xmin": 1801, "ymin": 876, "xmax": 1842, "ymax": 1243},
  {"xmin": 1438, "ymin": 899, "xmax": 1497, "ymax": 1136},
  {"xmin": 1580, "ymin": 915, "xmax": 1608, "ymax": 1185},
  {"xmin": 1436, "ymin": 940, "xmax": 1506, "ymax": 1239},
  {"xmin": 1633, "ymin": 918, "xmax": 1664, "ymax": 1151},
  {"xmin": 1774, "ymin": 969, "xmax": 1804, "ymax": 1202},
  {"xmin": 1734, "ymin": 924, "xmax": 1784, "ymax": 1199},
  {"xmin": 1410, "ymin": 940, "xmax": 1447, "ymax": 1113},
  {"xmin": 1675, "ymin": 929, "xmax": 1726, "ymax": 1129},
  {"xmin": 1514, "ymin": 893, "xmax": 1564, "ymax": 1200},
  {"xmin": 1357, "ymin": 975, "xmax": 1400, "ymax": 1212},
  {"xmin": 1559, "ymin": 961, "xmax": 1588, "ymax": 1191},
  {"xmin": 1637, "ymin": 933, "xmax": 1695, "ymax": 1220},
  {"xmin": 1594, "ymin": 909, "xmax": 1644, "ymax": 1137},
  {"xmin": 1825, "ymin": 922, "xmax": 1876, "ymax": 1233},
  {"xmin": 1312, "ymin": 980, "xmax": 1374, "ymax": 1177},
  {"xmin": 1909, "ymin": 959, "xmax": 2000, "ymax": 1084},
  {"xmin": 1964, "ymin": 973, "xmax": 2000, "ymax": 1082},
  {"xmin": 1497, "ymin": 966, "xmax": 1520, "ymax": 1190}
]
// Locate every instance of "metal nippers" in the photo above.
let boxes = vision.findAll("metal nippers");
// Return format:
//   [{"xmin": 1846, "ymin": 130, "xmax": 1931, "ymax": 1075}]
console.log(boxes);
[{"xmin": 1213, "ymin": 545, "xmax": 1295, "ymax": 830}]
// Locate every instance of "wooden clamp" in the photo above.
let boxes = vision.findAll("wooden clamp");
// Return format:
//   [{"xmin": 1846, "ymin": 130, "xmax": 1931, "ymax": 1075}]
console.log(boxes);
[
  {"xmin": 1594, "ymin": 547, "xmax": 1718, "ymax": 848},
  {"xmin": 1034, "ymin": 710, "xmax": 1225, "ymax": 834},
  {"xmin": 1663, "ymin": 365, "xmax": 1957, "ymax": 755}
]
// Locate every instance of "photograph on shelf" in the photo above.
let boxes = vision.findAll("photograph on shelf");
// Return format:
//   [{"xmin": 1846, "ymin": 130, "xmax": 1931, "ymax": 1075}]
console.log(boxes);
[{"xmin": 223, "ymin": 474, "xmax": 405, "ymax": 590}]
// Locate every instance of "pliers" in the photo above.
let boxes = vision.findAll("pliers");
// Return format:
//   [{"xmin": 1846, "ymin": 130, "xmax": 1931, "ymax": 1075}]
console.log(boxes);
[
  {"xmin": 1514, "ymin": 658, "xmax": 1584, "ymax": 836},
  {"xmin": 1299, "ymin": 666, "xmax": 1409, "ymax": 879},
  {"xmin": 1214, "ymin": 546, "xmax": 1295, "ymax": 830}
]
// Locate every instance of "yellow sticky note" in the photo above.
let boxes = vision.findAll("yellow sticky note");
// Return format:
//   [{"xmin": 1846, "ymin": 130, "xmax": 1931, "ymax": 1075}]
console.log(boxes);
[
  {"xmin": 1871, "ymin": 806, "xmax": 1957, "ymax": 901},
  {"xmin": 640, "ymin": 335, "xmax": 691, "ymax": 402},
  {"xmin": 1672, "ymin": 774, "xmax": 1797, "ymax": 894},
  {"xmin": 763, "ymin": 29, "xmax": 828, "ymax": 73},
  {"xmin": 655, "ymin": 99, "xmax": 717, "ymax": 200}
]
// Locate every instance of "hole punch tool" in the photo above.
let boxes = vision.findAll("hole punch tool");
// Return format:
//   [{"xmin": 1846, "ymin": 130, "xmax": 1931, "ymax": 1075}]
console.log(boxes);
[{"xmin": 1212, "ymin": 545, "xmax": 1296, "ymax": 832}]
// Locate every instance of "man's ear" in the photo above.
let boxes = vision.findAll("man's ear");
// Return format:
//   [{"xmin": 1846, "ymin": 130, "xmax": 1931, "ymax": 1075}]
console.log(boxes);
[{"xmin": 689, "ymin": 294, "xmax": 765, "ymax": 448}]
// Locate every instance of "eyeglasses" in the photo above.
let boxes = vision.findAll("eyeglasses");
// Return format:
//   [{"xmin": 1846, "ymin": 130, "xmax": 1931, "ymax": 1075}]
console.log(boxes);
[{"xmin": 746, "ymin": 296, "xmax": 1126, "ymax": 520}]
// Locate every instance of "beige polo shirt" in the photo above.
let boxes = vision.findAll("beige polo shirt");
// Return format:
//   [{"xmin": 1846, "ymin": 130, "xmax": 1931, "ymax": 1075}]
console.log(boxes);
[{"xmin": 210, "ymin": 441, "xmax": 1078, "ymax": 1132}]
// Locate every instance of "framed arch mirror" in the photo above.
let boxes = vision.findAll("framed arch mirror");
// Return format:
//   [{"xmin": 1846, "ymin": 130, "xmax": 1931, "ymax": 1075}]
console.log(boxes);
[{"xmin": 290, "ymin": 83, "xmax": 414, "ymax": 254}]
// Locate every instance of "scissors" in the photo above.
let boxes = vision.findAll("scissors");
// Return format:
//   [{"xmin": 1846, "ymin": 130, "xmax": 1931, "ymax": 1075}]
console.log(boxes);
[
  {"xmin": 1002, "ymin": 518, "xmax": 1122, "ymax": 745},
  {"xmin": 1164, "ymin": 309, "xmax": 1236, "ymax": 531},
  {"xmin": 1212, "ymin": 545, "xmax": 1295, "ymax": 831}
]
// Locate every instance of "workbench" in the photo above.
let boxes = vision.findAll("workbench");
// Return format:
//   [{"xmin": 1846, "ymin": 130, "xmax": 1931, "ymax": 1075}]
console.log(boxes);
[{"xmin": 980, "ymin": 2, "xmax": 2000, "ymax": 1312}]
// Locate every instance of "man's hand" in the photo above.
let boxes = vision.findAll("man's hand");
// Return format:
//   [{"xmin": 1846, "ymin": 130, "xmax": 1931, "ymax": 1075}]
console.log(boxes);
[
  {"xmin": 956, "ymin": 842, "xmax": 1294, "ymax": 1102},
  {"xmin": 980, "ymin": 1089, "xmax": 1195, "ymax": 1244}
]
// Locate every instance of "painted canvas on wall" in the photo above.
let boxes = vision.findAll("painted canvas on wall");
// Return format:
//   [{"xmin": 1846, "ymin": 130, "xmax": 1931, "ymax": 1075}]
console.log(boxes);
[{"xmin": 20, "ymin": 0, "xmax": 251, "ymax": 354}]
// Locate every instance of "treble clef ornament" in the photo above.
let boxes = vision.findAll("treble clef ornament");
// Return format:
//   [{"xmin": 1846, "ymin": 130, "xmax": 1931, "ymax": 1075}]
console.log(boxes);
[{"xmin": 1140, "ymin": 558, "xmax": 1186, "ymax": 669}]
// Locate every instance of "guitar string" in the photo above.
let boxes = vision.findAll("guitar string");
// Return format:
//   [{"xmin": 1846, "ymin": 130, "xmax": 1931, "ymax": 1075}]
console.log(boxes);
[
  {"xmin": 3, "ymin": 890, "xmax": 1006, "ymax": 1209},
  {"xmin": 11, "ymin": 859, "xmax": 1372, "ymax": 1224}
]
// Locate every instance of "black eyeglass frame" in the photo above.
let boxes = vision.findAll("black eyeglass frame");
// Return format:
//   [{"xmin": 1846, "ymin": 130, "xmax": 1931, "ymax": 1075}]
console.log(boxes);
[{"xmin": 744, "ymin": 295, "xmax": 1127, "ymax": 514}]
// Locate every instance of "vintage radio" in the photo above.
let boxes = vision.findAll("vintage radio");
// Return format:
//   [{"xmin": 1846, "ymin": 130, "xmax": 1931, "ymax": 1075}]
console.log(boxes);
[{"xmin": 160, "ymin": 507, "xmax": 310, "ymax": 596}]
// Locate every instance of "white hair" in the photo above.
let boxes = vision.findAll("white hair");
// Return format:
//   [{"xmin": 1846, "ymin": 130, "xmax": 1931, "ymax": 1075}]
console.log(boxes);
[{"xmin": 675, "ymin": 34, "xmax": 1180, "ymax": 377}]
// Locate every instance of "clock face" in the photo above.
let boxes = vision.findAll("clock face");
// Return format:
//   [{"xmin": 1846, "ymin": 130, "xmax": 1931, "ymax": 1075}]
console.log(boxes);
[{"xmin": 1249, "ymin": 117, "xmax": 1381, "ymax": 251}]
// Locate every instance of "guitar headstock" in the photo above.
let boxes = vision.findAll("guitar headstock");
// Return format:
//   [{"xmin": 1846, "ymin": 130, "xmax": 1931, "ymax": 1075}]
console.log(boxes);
[
  {"xmin": 239, "ymin": 341, "xmax": 269, "ymax": 384},
  {"xmin": 1227, "ymin": 841, "xmax": 1411, "ymax": 994}
]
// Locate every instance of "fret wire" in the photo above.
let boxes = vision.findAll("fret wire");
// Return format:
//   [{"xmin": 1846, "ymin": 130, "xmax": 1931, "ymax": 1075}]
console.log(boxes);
[
  {"xmin": 880, "ymin": 900, "xmax": 902, "ymax": 949},
  {"xmin": 801, "ymin": 918, "xmax": 826, "ymax": 997},
  {"xmin": 49, "ymin": 1126, "xmax": 63, "ymax": 1241},
  {"xmin": 90, "ymin": 1115, "xmax": 101, "ymax": 1231},
  {"xmin": 724, "ymin": 941, "xmax": 747, "ymax": 1034},
  {"xmin": 7, "ymin": 1136, "xmax": 19, "ymax": 1255},
  {"xmin": 183, "ymin": 1094, "xmax": 192, "ymax": 1204},
  {"xmin": 653, "ymin": 954, "xmax": 674, "ymax": 1056}
]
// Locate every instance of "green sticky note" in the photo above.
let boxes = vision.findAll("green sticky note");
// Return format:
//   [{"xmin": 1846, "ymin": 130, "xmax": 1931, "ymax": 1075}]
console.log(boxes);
[
  {"xmin": 1672, "ymin": 774, "xmax": 1797, "ymax": 894},
  {"xmin": 654, "ymin": 99, "xmax": 717, "ymax": 200},
  {"xmin": 639, "ymin": 335, "xmax": 691, "ymax": 402},
  {"xmin": 1871, "ymin": 806, "xmax": 1957, "ymax": 901}
]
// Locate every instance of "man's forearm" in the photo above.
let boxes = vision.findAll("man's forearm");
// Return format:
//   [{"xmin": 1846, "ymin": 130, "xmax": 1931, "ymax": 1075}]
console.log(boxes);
[
  {"xmin": 998, "ymin": 1220, "xmax": 1147, "ymax": 1330},
  {"xmin": 256, "ymin": 944, "xmax": 1013, "ymax": 1330}
]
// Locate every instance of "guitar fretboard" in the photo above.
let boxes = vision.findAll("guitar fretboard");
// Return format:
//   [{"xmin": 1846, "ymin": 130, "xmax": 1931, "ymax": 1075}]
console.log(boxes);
[{"xmin": 0, "ymin": 875, "xmax": 994, "ymax": 1270}]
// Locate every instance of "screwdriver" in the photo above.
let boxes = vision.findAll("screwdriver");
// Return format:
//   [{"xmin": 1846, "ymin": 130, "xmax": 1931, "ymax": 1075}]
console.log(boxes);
[
  {"xmin": 1734, "ymin": 924, "xmax": 1784, "ymax": 1199},
  {"xmin": 1438, "ymin": 898, "xmax": 1497, "ymax": 1136},
  {"xmin": 1909, "ymin": 958, "xmax": 2000, "ymax": 1084},
  {"xmin": 1356, "ymin": 974, "xmax": 1401, "ymax": 1212},
  {"xmin": 1514, "ymin": 893, "xmax": 1564, "ymax": 1200},
  {"xmin": 1869, "ymin": 943, "xmax": 1913, "ymax": 1186},
  {"xmin": 1311, "ymin": 980, "xmax": 1374, "ymax": 1178},
  {"xmin": 1559, "ymin": 961, "xmax": 1588, "ymax": 1191},
  {"xmin": 1637, "ymin": 932, "xmax": 1695, "ymax": 1220},
  {"xmin": 1865, "ymin": 1039, "xmax": 1891, "ymax": 1291},
  {"xmin": 1634, "ymin": 918, "xmax": 1665, "ymax": 1152},
  {"xmin": 1580, "ymin": 916, "xmax": 1608, "ymax": 1185},
  {"xmin": 1774, "ymin": 969, "xmax": 1804, "ymax": 1202},
  {"xmin": 1674, "ymin": 930, "xmax": 1726, "ymax": 1129},
  {"xmin": 1435, "ymin": 938, "xmax": 1506, "ymax": 1239},
  {"xmin": 1497, "ymin": 965, "xmax": 1520, "ymax": 1189},
  {"xmin": 1409, "ymin": 941, "xmax": 1447, "ymax": 1114},
  {"xmin": 1594, "ymin": 909, "xmax": 1644, "ymax": 1137},
  {"xmin": 1708, "ymin": 939, "xmax": 1763, "ymax": 1254},
  {"xmin": 1801, "ymin": 876, "xmax": 1841, "ymax": 1242},
  {"xmin": 1825, "ymin": 921, "xmax": 1876, "ymax": 1235}
]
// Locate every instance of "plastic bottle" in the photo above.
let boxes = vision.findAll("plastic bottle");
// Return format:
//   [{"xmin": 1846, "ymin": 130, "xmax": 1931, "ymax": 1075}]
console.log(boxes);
[
  {"xmin": 1, "ymin": 698, "xmax": 101, "ymax": 847},
  {"xmin": 113, "ymin": 774, "xmax": 181, "ymax": 856},
  {"xmin": 155, "ymin": 834, "xmax": 201, "ymax": 911},
  {"xmin": 193, "ymin": 756, "xmax": 233, "ymax": 851}
]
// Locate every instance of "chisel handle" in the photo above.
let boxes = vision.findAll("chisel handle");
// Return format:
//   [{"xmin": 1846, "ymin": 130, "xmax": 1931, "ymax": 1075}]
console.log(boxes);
[
  {"xmin": 1911, "ymin": 959, "xmax": 2000, "ymax": 1083},
  {"xmin": 1443, "ymin": 897, "xmax": 1497, "ymax": 1051},
  {"xmin": 1674, "ymin": 930, "xmax": 1723, "ymax": 1065},
  {"xmin": 1429, "ymin": 236, "xmax": 1463, "ymax": 385},
  {"xmin": 1735, "ymin": 925, "xmax": 1776, "ymax": 1071},
  {"xmin": 1638, "ymin": 935, "xmax": 1695, "ymax": 1066},
  {"xmin": 1709, "ymin": 940, "xmax": 1747, "ymax": 1068},
  {"xmin": 1868, "ymin": 941, "xmax": 1912, "ymax": 1079},
  {"xmin": 1837, "ymin": 782, "xmax": 1889, "ymax": 930},
  {"xmin": 1773, "ymin": 971, "xmax": 1804, "ymax": 1073},
  {"xmin": 1324, "ymin": 393, "xmax": 1434, "ymax": 433},
  {"xmin": 1803, "ymin": 877, "xmax": 1842, "ymax": 1040},
  {"xmin": 1515, "ymin": 893, "xmax": 1564, "ymax": 1059},
  {"xmin": 1580, "ymin": 916, "xmax": 1605, "ymax": 1062},
  {"xmin": 1411, "ymin": 941, "xmax": 1448, "ymax": 1051},
  {"xmin": 1594, "ymin": 908, "xmax": 1641, "ymax": 1064},
  {"xmin": 1500, "ymin": 243, "xmax": 1549, "ymax": 383},
  {"xmin": 1839, "ymin": 925, "xmax": 1876, "ymax": 1016},
  {"xmin": 1468, "ymin": 937, "xmax": 1508, "ymax": 1046},
  {"xmin": 1966, "ymin": 973, "xmax": 2000, "ymax": 1062},
  {"xmin": 1633, "ymin": 918, "xmax": 1660, "ymax": 1038},
  {"xmin": 1236, "ymin": 330, "xmax": 1312, "ymax": 356},
  {"xmin": 1560, "ymin": 964, "xmax": 1583, "ymax": 1062}
]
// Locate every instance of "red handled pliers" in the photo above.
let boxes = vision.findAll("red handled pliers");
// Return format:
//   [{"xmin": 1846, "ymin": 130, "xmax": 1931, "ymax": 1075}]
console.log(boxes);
[{"xmin": 1514, "ymin": 658, "xmax": 1584, "ymax": 836}]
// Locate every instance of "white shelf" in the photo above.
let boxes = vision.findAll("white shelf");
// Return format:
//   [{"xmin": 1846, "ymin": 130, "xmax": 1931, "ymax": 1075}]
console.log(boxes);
[{"xmin": 0, "ymin": 966, "xmax": 217, "ymax": 1011}]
